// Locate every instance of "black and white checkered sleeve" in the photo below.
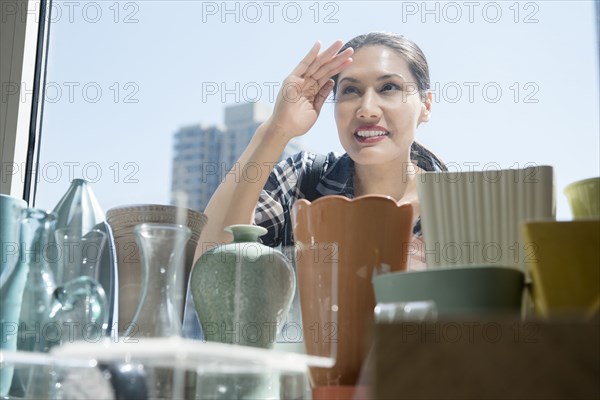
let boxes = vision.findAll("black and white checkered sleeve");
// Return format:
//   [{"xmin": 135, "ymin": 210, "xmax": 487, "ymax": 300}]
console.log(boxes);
[{"xmin": 254, "ymin": 151, "xmax": 309, "ymax": 246}]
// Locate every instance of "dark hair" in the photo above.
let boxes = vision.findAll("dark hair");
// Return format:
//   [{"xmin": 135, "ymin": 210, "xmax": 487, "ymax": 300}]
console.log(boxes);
[{"xmin": 332, "ymin": 32, "xmax": 430, "ymax": 100}]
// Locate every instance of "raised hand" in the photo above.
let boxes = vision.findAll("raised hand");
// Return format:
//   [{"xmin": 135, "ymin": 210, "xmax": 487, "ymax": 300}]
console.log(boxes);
[{"xmin": 265, "ymin": 40, "xmax": 353, "ymax": 141}]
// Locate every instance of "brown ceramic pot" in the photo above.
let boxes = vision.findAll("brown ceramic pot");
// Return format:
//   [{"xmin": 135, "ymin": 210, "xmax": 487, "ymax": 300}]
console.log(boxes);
[{"xmin": 291, "ymin": 195, "xmax": 413, "ymax": 389}]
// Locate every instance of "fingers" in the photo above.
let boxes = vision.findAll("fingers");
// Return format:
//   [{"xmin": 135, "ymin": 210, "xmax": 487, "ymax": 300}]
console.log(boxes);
[
  {"xmin": 303, "ymin": 39, "xmax": 344, "ymax": 78},
  {"xmin": 314, "ymin": 79, "xmax": 334, "ymax": 114},
  {"xmin": 289, "ymin": 40, "xmax": 353, "ymax": 105},
  {"xmin": 315, "ymin": 48, "xmax": 354, "ymax": 86},
  {"xmin": 291, "ymin": 41, "xmax": 321, "ymax": 77}
]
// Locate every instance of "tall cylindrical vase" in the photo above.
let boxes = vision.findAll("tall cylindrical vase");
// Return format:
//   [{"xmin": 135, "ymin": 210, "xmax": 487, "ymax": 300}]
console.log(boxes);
[
  {"xmin": 17, "ymin": 209, "xmax": 57, "ymax": 351},
  {"xmin": 2, "ymin": 209, "xmax": 56, "ymax": 398}
]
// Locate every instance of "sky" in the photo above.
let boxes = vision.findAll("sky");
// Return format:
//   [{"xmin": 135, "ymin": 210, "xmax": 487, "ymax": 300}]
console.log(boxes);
[{"xmin": 33, "ymin": 0, "xmax": 599, "ymax": 220}]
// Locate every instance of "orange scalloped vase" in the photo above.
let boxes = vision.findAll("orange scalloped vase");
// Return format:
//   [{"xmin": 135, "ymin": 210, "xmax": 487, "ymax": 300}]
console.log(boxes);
[{"xmin": 292, "ymin": 195, "xmax": 413, "ymax": 395}]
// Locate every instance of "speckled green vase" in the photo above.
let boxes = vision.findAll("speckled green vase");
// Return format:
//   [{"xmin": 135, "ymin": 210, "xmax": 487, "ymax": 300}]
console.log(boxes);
[{"xmin": 191, "ymin": 225, "xmax": 295, "ymax": 349}]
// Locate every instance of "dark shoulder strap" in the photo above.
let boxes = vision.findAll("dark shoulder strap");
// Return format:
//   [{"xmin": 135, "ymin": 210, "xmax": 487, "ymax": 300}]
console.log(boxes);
[
  {"xmin": 411, "ymin": 141, "xmax": 447, "ymax": 171},
  {"xmin": 301, "ymin": 154, "xmax": 327, "ymax": 201}
]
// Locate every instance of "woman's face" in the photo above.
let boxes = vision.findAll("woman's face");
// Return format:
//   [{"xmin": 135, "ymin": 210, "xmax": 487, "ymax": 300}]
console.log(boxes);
[{"xmin": 334, "ymin": 45, "xmax": 430, "ymax": 165}]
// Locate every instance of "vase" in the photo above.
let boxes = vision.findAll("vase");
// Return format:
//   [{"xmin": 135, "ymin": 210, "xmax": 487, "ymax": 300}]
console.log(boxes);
[
  {"xmin": 523, "ymin": 220, "xmax": 600, "ymax": 318},
  {"xmin": 17, "ymin": 209, "xmax": 57, "ymax": 353},
  {"xmin": 0, "ymin": 194, "xmax": 27, "ymax": 289},
  {"xmin": 291, "ymin": 195, "xmax": 413, "ymax": 395},
  {"xmin": 0, "ymin": 208, "xmax": 55, "ymax": 397},
  {"xmin": 190, "ymin": 224, "xmax": 295, "ymax": 399},
  {"xmin": 1, "ymin": 208, "xmax": 55, "ymax": 397},
  {"xmin": 106, "ymin": 204, "xmax": 207, "ymax": 335},
  {"xmin": 49, "ymin": 227, "xmax": 109, "ymax": 343},
  {"xmin": 127, "ymin": 223, "xmax": 191, "ymax": 338},
  {"xmin": 564, "ymin": 177, "xmax": 600, "ymax": 219},
  {"xmin": 123, "ymin": 223, "xmax": 190, "ymax": 399},
  {"xmin": 0, "ymin": 194, "xmax": 27, "ymax": 397},
  {"xmin": 191, "ymin": 224, "xmax": 296, "ymax": 348},
  {"xmin": 416, "ymin": 165, "xmax": 555, "ymax": 270},
  {"xmin": 50, "ymin": 178, "xmax": 118, "ymax": 336}
]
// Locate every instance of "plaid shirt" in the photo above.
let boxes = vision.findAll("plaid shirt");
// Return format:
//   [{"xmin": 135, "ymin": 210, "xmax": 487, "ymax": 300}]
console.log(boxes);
[{"xmin": 255, "ymin": 142, "xmax": 447, "ymax": 248}]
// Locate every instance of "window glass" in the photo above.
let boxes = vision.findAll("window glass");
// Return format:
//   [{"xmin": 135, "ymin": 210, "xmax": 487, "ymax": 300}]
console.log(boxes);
[{"xmin": 34, "ymin": 0, "xmax": 599, "ymax": 220}]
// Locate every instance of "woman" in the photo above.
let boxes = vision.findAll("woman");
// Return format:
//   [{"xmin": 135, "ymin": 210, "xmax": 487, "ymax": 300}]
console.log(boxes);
[{"xmin": 196, "ymin": 32, "xmax": 446, "ymax": 266}]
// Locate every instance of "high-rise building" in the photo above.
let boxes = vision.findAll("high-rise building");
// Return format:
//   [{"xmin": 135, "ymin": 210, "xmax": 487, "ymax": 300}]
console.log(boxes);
[
  {"xmin": 171, "ymin": 124, "xmax": 224, "ymax": 212},
  {"xmin": 220, "ymin": 103, "xmax": 271, "ymax": 172},
  {"xmin": 171, "ymin": 103, "xmax": 306, "ymax": 213}
]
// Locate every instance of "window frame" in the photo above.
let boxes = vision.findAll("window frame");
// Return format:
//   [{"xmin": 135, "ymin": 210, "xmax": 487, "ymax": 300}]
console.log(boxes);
[{"xmin": 1, "ymin": 0, "xmax": 52, "ymax": 204}]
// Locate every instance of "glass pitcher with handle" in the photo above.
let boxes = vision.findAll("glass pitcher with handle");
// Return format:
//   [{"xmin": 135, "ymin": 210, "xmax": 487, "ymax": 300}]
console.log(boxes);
[{"xmin": 49, "ymin": 227, "xmax": 109, "ymax": 344}]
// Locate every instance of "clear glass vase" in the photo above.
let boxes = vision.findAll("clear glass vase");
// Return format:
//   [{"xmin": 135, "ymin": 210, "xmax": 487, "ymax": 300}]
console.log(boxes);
[
  {"xmin": 0, "ymin": 194, "xmax": 28, "ymax": 397},
  {"xmin": 50, "ymin": 178, "xmax": 118, "ymax": 337},
  {"xmin": 125, "ymin": 223, "xmax": 190, "ymax": 399},
  {"xmin": 17, "ymin": 209, "xmax": 57, "ymax": 353},
  {"xmin": 13, "ymin": 209, "xmax": 57, "ymax": 399},
  {"xmin": 49, "ymin": 228, "xmax": 108, "ymax": 344},
  {"xmin": 126, "ymin": 223, "xmax": 191, "ymax": 339}
]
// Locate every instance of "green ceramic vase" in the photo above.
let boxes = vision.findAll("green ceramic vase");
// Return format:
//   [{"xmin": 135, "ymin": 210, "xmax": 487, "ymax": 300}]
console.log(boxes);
[{"xmin": 191, "ymin": 224, "xmax": 295, "ymax": 349}]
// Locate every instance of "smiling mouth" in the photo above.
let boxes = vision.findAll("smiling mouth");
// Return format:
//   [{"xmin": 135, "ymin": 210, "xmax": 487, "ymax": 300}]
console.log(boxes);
[{"xmin": 354, "ymin": 129, "xmax": 389, "ymax": 143}]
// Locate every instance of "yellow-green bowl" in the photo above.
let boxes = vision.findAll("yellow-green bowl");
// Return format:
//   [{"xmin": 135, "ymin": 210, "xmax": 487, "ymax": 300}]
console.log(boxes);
[
  {"xmin": 523, "ymin": 220, "xmax": 600, "ymax": 318},
  {"xmin": 564, "ymin": 177, "xmax": 600, "ymax": 219}
]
